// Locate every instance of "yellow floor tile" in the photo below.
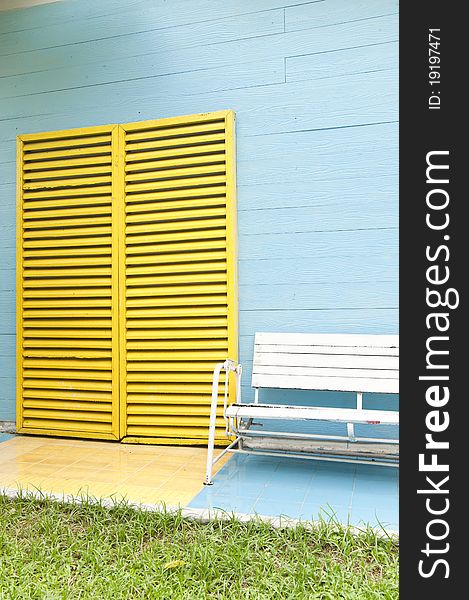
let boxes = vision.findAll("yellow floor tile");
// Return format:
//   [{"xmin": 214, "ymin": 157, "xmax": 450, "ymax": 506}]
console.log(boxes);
[
  {"xmin": 71, "ymin": 459, "xmax": 114, "ymax": 470},
  {"xmin": 82, "ymin": 470, "xmax": 131, "ymax": 485},
  {"xmin": 37, "ymin": 456, "xmax": 80, "ymax": 467},
  {"xmin": 107, "ymin": 455, "xmax": 154, "ymax": 467},
  {"xmin": 144, "ymin": 455, "xmax": 188, "ymax": 467},
  {"xmin": 26, "ymin": 463, "xmax": 68, "ymax": 477},
  {"xmin": 139, "ymin": 463, "xmax": 185, "ymax": 475},
  {"xmin": 42, "ymin": 478, "xmax": 119, "ymax": 498},
  {"xmin": 123, "ymin": 473, "xmax": 168, "ymax": 487},
  {"xmin": 0, "ymin": 461, "xmax": 22, "ymax": 474},
  {"xmin": 0, "ymin": 435, "xmax": 230, "ymax": 507},
  {"xmin": 8, "ymin": 453, "xmax": 49, "ymax": 464},
  {"xmin": 154, "ymin": 490, "xmax": 194, "ymax": 506}
]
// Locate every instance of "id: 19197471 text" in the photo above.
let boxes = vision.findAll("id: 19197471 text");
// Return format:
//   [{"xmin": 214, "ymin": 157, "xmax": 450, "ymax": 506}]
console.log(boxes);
[{"xmin": 428, "ymin": 29, "xmax": 441, "ymax": 110}]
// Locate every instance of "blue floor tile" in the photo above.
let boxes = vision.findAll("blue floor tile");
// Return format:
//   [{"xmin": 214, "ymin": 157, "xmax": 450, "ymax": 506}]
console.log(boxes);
[
  {"xmin": 354, "ymin": 464, "xmax": 398, "ymax": 480},
  {"xmin": 305, "ymin": 473, "xmax": 355, "ymax": 506},
  {"xmin": 229, "ymin": 463, "xmax": 278, "ymax": 480},
  {"xmin": 270, "ymin": 469, "xmax": 315, "ymax": 487},
  {"xmin": 274, "ymin": 459, "xmax": 319, "ymax": 473},
  {"xmin": 315, "ymin": 461, "xmax": 357, "ymax": 475},
  {"xmin": 261, "ymin": 483, "xmax": 309, "ymax": 504},
  {"xmin": 352, "ymin": 486, "xmax": 398, "ymax": 506},
  {"xmin": 311, "ymin": 471, "xmax": 356, "ymax": 486},
  {"xmin": 354, "ymin": 477, "xmax": 397, "ymax": 494},
  {"xmin": 305, "ymin": 489, "xmax": 353, "ymax": 510},
  {"xmin": 0, "ymin": 433, "xmax": 15, "ymax": 444},
  {"xmin": 213, "ymin": 480, "xmax": 267, "ymax": 500},
  {"xmin": 310, "ymin": 474, "xmax": 355, "ymax": 488},
  {"xmin": 254, "ymin": 498, "xmax": 304, "ymax": 519},
  {"xmin": 188, "ymin": 454, "xmax": 399, "ymax": 531},
  {"xmin": 187, "ymin": 491, "xmax": 213, "ymax": 510},
  {"xmin": 351, "ymin": 491, "xmax": 398, "ymax": 512},
  {"xmin": 190, "ymin": 491, "xmax": 257, "ymax": 515}
]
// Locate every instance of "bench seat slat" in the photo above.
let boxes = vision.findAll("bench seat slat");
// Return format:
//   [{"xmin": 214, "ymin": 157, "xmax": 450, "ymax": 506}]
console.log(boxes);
[
  {"xmin": 252, "ymin": 366, "xmax": 398, "ymax": 380},
  {"xmin": 256, "ymin": 344, "xmax": 399, "ymax": 356},
  {"xmin": 226, "ymin": 403, "xmax": 399, "ymax": 425},
  {"xmin": 251, "ymin": 374, "xmax": 399, "ymax": 394},
  {"xmin": 254, "ymin": 353, "xmax": 398, "ymax": 370}
]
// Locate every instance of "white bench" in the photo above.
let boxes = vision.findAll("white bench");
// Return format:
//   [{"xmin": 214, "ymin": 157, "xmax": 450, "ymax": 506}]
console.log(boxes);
[{"xmin": 204, "ymin": 332, "xmax": 399, "ymax": 485}]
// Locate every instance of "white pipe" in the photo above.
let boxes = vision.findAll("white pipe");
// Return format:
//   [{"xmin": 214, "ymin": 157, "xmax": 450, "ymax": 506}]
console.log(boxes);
[
  {"xmin": 226, "ymin": 448, "xmax": 399, "ymax": 467},
  {"xmin": 205, "ymin": 360, "xmax": 242, "ymax": 484},
  {"xmin": 236, "ymin": 364, "xmax": 242, "ymax": 404},
  {"xmin": 231, "ymin": 426, "xmax": 399, "ymax": 445},
  {"xmin": 211, "ymin": 437, "xmax": 240, "ymax": 466},
  {"xmin": 254, "ymin": 388, "xmax": 259, "ymax": 404},
  {"xmin": 357, "ymin": 392, "xmax": 363, "ymax": 410},
  {"xmin": 204, "ymin": 362, "xmax": 224, "ymax": 485}
]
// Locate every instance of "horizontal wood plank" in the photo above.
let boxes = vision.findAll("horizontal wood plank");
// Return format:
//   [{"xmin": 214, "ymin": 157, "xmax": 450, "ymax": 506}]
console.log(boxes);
[
  {"xmin": 227, "ymin": 403, "xmax": 399, "ymax": 425},
  {"xmin": 251, "ymin": 373, "xmax": 399, "ymax": 394},
  {"xmin": 253, "ymin": 366, "xmax": 397, "ymax": 380},
  {"xmin": 255, "ymin": 344, "xmax": 399, "ymax": 357},
  {"xmin": 254, "ymin": 353, "xmax": 399, "ymax": 370}
]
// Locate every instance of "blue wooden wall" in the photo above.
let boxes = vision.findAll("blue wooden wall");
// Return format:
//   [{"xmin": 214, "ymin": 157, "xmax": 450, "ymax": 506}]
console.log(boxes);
[{"xmin": 0, "ymin": 0, "xmax": 398, "ymax": 422}]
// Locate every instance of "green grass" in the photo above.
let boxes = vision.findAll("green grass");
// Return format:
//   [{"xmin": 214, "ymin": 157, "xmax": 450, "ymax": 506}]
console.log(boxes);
[{"xmin": 0, "ymin": 492, "xmax": 398, "ymax": 599}]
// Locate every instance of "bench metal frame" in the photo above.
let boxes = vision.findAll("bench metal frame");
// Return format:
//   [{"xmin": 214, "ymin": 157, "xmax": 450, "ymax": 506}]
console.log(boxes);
[{"xmin": 205, "ymin": 333, "xmax": 399, "ymax": 485}]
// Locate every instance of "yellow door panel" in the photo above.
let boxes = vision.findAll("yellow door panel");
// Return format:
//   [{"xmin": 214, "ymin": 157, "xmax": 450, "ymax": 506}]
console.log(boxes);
[
  {"xmin": 16, "ymin": 125, "xmax": 120, "ymax": 439},
  {"xmin": 119, "ymin": 111, "xmax": 238, "ymax": 443}
]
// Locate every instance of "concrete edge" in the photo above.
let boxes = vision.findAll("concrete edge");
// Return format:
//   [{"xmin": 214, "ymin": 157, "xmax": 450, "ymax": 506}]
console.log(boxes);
[
  {"xmin": 0, "ymin": 486, "xmax": 399, "ymax": 539},
  {"xmin": 0, "ymin": 421, "xmax": 16, "ymax": 434}
]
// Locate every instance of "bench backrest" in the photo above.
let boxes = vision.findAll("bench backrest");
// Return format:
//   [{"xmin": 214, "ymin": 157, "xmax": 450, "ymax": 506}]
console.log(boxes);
[{"xmin": 252, "ymin": 333, "xmax": 399, "ymax": 394}]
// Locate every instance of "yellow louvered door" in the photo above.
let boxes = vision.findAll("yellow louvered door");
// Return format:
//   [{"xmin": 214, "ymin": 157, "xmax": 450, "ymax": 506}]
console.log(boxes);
[
  {"xmin": 16, "ymin": 125, "xmax": 121, "ymax": 440},
  {"xmin": 120, "ymin": 111, "xmax": 238, "ymax": 444},
  {"xmin": 17, "ymin": 111, "xmax": 237, "ymax": 444}
]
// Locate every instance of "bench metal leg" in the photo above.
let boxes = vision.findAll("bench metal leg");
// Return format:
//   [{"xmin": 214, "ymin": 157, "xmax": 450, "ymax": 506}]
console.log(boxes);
[
  {"xmin": 204, "ymin": 359, "xmax": 242, "ymax": 485},
  {"xmin": 204, "ymin": 363, "xmax": 224, "ymax": 485},
  {"xmin": 357, "ymin": 392, "xmax": 363, "ymax": 410},
  {"xmin": 346, "ymin": 392, "xmax": 363, "ymax": 443}
]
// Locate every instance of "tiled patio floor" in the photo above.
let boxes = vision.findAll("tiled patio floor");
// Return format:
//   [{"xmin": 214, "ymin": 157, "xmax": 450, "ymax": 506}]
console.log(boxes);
[
  {"xmin": 189, "ymin": 454, "xmax": 399, "ymax": 531},
  {"xmin": 0, "ymin": 435, "xmax": 228, "ymax": 506},
  {"xmin": 0, "ymin": 435, "xmax": 398, "ymax": 532}
]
